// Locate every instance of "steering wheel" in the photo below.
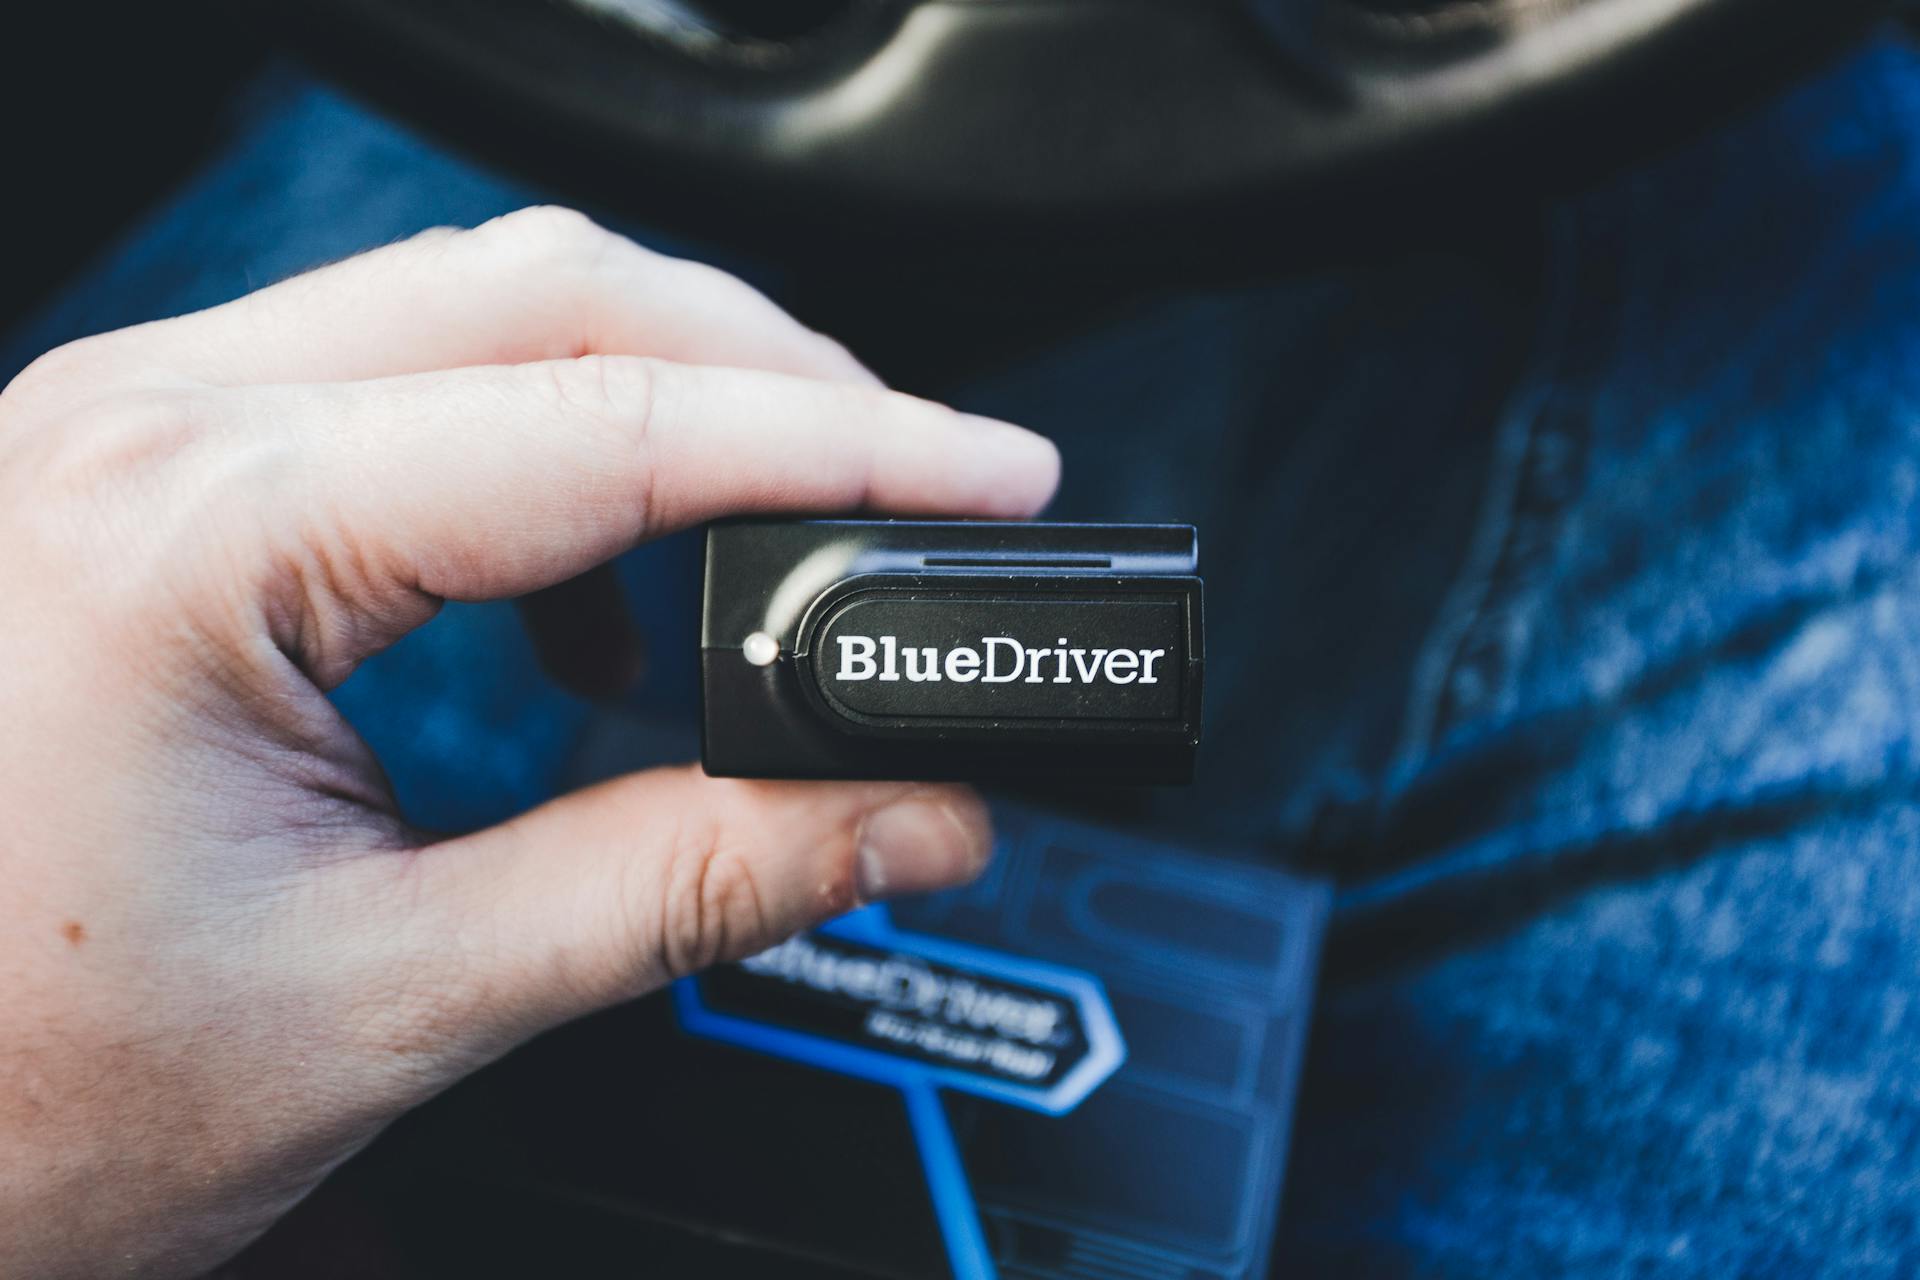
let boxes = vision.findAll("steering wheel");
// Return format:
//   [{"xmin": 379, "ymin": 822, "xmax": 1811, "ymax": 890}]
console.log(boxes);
[{"xmin": 245, "ymin": 0, "xmax": 1887, "ymax": 269}]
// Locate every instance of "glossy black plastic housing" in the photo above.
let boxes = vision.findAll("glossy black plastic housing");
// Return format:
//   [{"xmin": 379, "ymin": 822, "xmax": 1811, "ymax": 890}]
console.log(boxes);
[{"xmin": 702, "ymin": 520, "xmax": 1203, "ymax": 783}]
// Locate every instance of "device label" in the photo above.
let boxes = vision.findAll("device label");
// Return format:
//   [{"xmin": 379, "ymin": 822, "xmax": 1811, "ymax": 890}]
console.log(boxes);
[{"xmin": 812, "ymin": 595, "xmax": 1186, "ymax": 721}]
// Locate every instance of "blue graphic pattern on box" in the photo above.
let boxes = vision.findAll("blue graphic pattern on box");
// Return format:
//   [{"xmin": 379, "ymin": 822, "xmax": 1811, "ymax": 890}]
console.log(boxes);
[
  {"xmin": 896, "ymin": 811, "xmax": 1329, "ymax": 1280},
  {"xmin": 674, "ymin": 807, "xmax": 1330, "ymax": 1280}
]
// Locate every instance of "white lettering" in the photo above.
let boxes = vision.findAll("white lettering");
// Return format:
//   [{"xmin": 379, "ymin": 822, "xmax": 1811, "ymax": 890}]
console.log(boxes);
[
  {"xmin": 837, "ymin": 635, "xmax": 877, "ymax": 680},
  {"xmin": 983, "ymin": 637, "xmax": 1024, "ymax": 682},
  {"xmin": 1139, "ymin": 648, "xmax": 1167, "ymax": 684},
  {"xmin": 946, "ymin": 647, "xmax": 981, "ymax": 682},
  {"xmin": 831, "ymin": 633, "xmax": 1172, "ymax": 691}
]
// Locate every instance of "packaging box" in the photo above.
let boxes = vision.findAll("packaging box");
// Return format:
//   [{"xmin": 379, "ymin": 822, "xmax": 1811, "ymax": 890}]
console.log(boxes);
[{"xmin": 366, "ymin": 807, "xmax": 1328, "ymax": 1279}]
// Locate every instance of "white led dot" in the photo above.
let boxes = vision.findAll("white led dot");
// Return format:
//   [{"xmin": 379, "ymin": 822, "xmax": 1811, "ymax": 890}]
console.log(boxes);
[{"xmin": 742, "ymin": 631, "xmax": 780, "ymax": 667}]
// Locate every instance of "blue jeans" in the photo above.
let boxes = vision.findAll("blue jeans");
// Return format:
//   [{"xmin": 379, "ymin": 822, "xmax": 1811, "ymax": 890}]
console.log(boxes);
[{"xmin": 11, "ymin": 36, "xmax": 1920, "ymax": 1278}]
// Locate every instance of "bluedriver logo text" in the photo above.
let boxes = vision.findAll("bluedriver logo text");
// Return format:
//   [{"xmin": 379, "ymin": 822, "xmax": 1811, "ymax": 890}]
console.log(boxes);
[{"xmin": 835, "ymin": 635, "xmax": 1169, "ymax": 686}]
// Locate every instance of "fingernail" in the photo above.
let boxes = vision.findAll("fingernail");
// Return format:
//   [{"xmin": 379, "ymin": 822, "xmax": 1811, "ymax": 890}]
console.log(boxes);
[{"xmin": 855, "ymin": 791, "xmax": 993, "ymax": 902}]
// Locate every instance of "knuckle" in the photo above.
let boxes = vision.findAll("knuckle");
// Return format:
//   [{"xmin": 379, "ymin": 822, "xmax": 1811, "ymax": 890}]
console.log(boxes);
[
  {"xmin": 601, "ymin": 352, "xmax": 663, "ymax": 415},
  {"xmin": 478, "ymin": 205, "xmax": 611, "ymax": 267},
  {"xmin": 33, "ymin": 388, "xmax": 215, "ymax": 502},
  {"xmin": 403, "ymin": 223, "xmax": 463, "ymax": 250},
  {"xmin": 1, "ymin": 387, "xmax": 281, "ymax": 615},
  {"xmin": 545, "ymin": 355, "xmax": 661, "ymax": 472},
  {"xmin": 657, "ymin": 811, "xmax": 774, "ymax": 981},
  {"xmin": 0, "ymin": 333, "xmax": 121, "ymax": 417},
  {"xmin": 0, "ymin": 389, "xmax": 188, "ymax": 518},
  {"xmin": 544, "ymin": 351, "xmax": 626, "ymax": 421},
  {"xmin": 0, "ymin": 389, "xmax": 273, "ymax": 677}
]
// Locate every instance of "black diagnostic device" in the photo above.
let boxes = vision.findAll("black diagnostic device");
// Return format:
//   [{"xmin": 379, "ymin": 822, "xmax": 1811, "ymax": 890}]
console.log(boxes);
[{"xmin": 701, "ymin": 520, "xmax": 1203, "ymax": 784}]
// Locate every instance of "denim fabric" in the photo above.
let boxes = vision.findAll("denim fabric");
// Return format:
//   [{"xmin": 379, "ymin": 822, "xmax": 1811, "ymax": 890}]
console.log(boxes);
[
  {"xmin": 9, "ymin": 35, "xmax": 1920, "ymax": 1277},
  {"xmin": 1279, "ymin": 41, "xmax": 1920, "ymax": 1277}
]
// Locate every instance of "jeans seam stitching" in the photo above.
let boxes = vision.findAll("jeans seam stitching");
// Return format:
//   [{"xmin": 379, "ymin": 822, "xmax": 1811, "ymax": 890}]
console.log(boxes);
[{"xmin": 1382, "ymin": 208, "xmax": 1584, "ymax": 804}]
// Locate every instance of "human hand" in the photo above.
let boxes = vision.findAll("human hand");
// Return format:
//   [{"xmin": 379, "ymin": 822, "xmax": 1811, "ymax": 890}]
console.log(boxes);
[{"xmin": 0, "ymin": 207, "xmax": 1058, "ymax": 1276}]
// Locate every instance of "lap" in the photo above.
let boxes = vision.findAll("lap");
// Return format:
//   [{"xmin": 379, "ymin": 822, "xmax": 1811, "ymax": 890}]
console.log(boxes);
[{"xmin": 1276, "ymin": 39, "xmax": 1920, "ymax": 1277}]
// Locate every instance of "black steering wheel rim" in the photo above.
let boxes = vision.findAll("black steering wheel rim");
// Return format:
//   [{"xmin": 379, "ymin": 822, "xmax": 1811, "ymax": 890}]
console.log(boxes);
[{"xmin": 239, "ymin": 0, "xmax": 1890, "ymax": 270}]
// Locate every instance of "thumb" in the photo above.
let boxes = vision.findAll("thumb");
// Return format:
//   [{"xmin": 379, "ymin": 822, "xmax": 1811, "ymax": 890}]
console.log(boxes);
[{"xmin": 386, "ymin": 768, "xmax": 993, "ymax": 1052}]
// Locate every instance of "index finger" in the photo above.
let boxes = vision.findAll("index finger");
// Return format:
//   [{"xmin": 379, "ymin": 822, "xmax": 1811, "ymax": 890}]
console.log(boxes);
[{"xmin": 227, "ymin": 356, "xmax": 1059, "ymax": 681}]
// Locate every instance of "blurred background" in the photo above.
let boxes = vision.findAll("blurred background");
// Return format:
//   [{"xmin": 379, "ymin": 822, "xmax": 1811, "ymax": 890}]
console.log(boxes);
[
  {"xmin": 4, "ymin": 0, "xmax": 1899, "ymax": 382},
  {"xmin": 14, "ymin": 4, "xmax": 1920, "ymax": 1277}
]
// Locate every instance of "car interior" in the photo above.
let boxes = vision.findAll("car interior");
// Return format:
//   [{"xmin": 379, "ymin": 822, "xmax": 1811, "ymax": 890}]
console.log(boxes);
[
  {"xmin": 8, "ymin": 1, "xmax": 1895, "ymax": 382},
  {"xmin": 5, "ymin": 2, "xmax": 1911, "ymax": 1275}
]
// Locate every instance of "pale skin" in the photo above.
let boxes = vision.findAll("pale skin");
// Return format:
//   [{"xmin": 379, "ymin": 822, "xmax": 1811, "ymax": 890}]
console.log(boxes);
[{"xmin": 0, "ymin": 206, "xmax": 1060, "ymax": 1276}]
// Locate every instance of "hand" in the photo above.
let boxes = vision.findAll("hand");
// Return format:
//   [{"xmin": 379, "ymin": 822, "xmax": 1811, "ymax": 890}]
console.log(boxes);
[{"xmin": 0, "ymin": 207, "xmax": 1059, "ymax": 1276}]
